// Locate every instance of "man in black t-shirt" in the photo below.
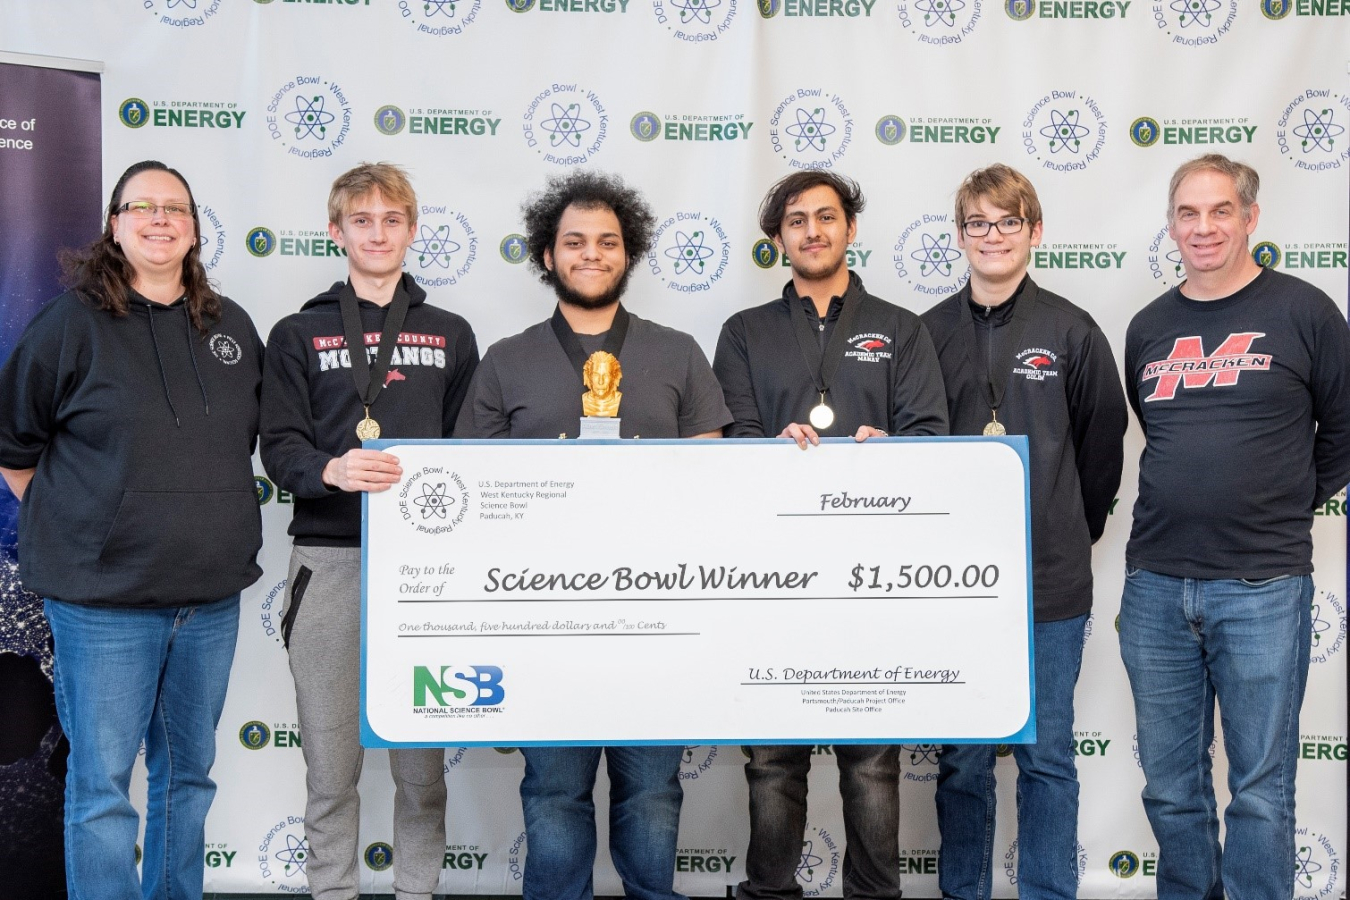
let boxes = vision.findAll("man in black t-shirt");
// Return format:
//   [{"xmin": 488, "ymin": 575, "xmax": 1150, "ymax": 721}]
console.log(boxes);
[{"xmin": 1121, "ymin": 154, "xmax": 1350, "ymax": 900}]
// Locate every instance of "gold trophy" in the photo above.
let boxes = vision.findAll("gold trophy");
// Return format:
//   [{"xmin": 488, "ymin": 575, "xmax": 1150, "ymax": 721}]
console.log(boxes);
[{"xmin": 578, "ymin": 351, "xmax": 622, "ymax": 439}]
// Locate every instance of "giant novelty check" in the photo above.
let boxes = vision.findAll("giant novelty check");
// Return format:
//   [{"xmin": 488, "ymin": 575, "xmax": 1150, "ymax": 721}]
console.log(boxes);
[{"xmin": 361, "ymin": 438, "xmax": 1033, "ymax": 748}]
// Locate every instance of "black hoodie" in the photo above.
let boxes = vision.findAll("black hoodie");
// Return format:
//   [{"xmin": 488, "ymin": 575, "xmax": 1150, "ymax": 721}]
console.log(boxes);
[
  {"xmin": 260, "ymin": 275, "xmax": 478, "ymax": 545},
  {"xmin": 0, "ymin": 290, "xmax": 265, "ymax": 607}
]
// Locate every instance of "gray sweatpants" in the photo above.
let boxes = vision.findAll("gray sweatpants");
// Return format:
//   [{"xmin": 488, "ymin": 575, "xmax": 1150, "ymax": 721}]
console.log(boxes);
[{"xmin": 283, "ymin": 545, "xmax": 447, "ymax": 900}]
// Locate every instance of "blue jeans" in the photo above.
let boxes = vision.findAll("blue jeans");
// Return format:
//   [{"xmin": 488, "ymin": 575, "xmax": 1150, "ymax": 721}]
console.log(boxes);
[
  {"xmin": 1118, "ymin": 566, "xmax": 1312, "ymax": 900},
  {"xmin": 45, "ymin": 595, "xmax": 240, "ymax": 900},
  {"xmin": 520, "ymin": 745, "xmax": 686, "ymax": 900},
  {"xmin": 936, "ymin": 613, "xmax": 1087, "ymax": 900},
  {"xmin": 738, "ymin": 744, "xmax": 901, "ymax": 899}
]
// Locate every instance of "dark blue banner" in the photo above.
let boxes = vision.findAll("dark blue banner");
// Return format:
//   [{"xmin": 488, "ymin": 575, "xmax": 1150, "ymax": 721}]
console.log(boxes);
[{"xmin": 0, "ymin": 58, "xmax": 101, "ymax": 898}]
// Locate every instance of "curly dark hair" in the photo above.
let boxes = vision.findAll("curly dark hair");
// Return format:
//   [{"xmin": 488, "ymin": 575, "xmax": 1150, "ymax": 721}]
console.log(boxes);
[
  {"xmin": 521, "ymin": 170, "xmax": 656, "ymax": 287},
  {"xmin": 758, "ymin": 170, "xmax": 866, "ymax": 240},
  {"xmin": 60, "ymin": 160, "xmax": 220, "ymax": 333}
]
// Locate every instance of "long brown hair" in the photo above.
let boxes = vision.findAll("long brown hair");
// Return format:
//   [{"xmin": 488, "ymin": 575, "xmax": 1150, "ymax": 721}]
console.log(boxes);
[{"xmin": 61, "ymin": 160, "xmax": 221, "ymax": 333}]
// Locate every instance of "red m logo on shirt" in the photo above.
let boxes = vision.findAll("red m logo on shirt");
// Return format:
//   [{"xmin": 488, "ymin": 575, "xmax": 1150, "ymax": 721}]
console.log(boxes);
[{"xmin": 1141, "ymin": 332, "xmax": 1272, "ymax": 402}]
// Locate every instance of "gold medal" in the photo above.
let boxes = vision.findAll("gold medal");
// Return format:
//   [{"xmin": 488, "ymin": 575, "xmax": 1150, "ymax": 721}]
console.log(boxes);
[
  {"xmin": 983, "ymin": 410, "xmax": 1006, "ymax": 437},
  {"xmin": 356, "ymin": 406, "xmax": 381, "ymax": 440},
  {"xmin": 809, "ymin": 393, "xmax": 835, "ymax": 430}
]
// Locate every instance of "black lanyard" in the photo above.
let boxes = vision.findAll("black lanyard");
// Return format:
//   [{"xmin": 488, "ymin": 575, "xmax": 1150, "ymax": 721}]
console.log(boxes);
[
  {"xmin": 959, "ymin": 281, "xmax": 1037, "ymax": 421},
  {"xmin": 788, "ymin": 289, "xmax": 861, "ymax": 409},
  {"xmin": 337, "ymin": 279, "xmax": 411, "ymax": 412},
  {"xmin": 550, "ymin": 303, "xmax": 631, "ymax": 381}
]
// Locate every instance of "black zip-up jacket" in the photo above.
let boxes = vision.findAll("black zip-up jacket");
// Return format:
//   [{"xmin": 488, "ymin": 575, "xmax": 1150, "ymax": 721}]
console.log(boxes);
[
  {"xmin": 922, "ymin": 277, "xmax": 1127, "ymax": 621},
  {"xmin": 260, "ymin": 275, "xmax": 479, "ymax": 545},
  {"xmin": 713, "ymin": 272, "xmax": 948, "ymax": 437},
  {"xmin": 0, "ymin": 290, "xmax": 264, "ymax": 607}
]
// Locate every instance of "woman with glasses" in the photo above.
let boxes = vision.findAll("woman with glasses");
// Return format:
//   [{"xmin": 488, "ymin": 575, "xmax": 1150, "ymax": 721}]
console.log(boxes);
[{"xmin": 0, "ymin": 159, "xmax": 264, "ymax": 900}]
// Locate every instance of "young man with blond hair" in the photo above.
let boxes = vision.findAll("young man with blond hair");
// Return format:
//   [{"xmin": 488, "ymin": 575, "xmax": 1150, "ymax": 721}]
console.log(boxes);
[
  {"xmin": 261, "ymin": 162, "xmax": 479, "ymax": 900},
  {"xmin": 921, "ymin": 163, "xmax": 1126, "ymax": 900}
]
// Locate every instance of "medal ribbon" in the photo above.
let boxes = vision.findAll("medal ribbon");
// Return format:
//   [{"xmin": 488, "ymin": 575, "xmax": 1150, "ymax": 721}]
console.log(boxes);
[
  {"xmin": 550, "ymin": 303, "xmax": 631, "ymax": 382},
  {"xmin": 787, "ymin": 288, "xmax": 861, "ymax": 422},
  {"xmin": 959, "ymin": 279, "xmax": 1038, "ymax": 426},
  {"xmin": 337, "ymin": 278, "xmax": 411, "ymax": 419}
]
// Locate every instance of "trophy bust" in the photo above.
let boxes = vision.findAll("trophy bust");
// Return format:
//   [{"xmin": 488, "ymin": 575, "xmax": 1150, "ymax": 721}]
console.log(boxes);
[{"xmin": 579, "ymin": 351, "xmax": 622, "ymax": 438}]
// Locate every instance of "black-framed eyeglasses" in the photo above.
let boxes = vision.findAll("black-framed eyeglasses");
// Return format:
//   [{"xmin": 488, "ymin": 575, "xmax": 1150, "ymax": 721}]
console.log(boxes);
[
  {"xmin": 961, "ymin": 217, "xmax": 1029, "ymax": 237},
  {"xmin": 117, "ymin": 201, "xmax": 195, "ymax": 219}
]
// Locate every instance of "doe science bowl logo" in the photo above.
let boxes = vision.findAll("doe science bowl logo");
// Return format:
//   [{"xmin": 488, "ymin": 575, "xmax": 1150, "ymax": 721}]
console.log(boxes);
[
  {"xmin": 1146, "ymin": 221, "xmax": 1184, "ymax": 286},
  {"xmin": 646, "ymin": 210, "xmax": 731, "ymax": 296},
  {"xmin": 396, "ymin": 0, "xmax": 483, "ymax": 36},
  {"xmin": 896, "ymin": 0, "xmax": 983, "ymax": 44},
  {"xmin": 265, "ymin": 76, "xmax": 353, "ymax": 160},
  {"xmin": 407, "ymin": 207, "xmax": 478, "ymax": 289},
  {"xmin": 768, "ymin": 87, "xmax": 855, "ymax": 169},
  {"xmin": 119, "ymin": 98, "xmax": 150, "ymax": 129},
  {"xmin": 522, "ymin": 83, "xmax": 608, "ymax": 166},
  {"xmin": 258, "ymin": 816, "xmax": 309, "ymax": 891},
  {"xmin": 892, "ymin": 213, "xmax": 970, "ymax": 299},
  {"xmin": 797, "ymin": 823, "xmax": 841, "ymax": 896},
  {"xmin": 1150, "ymin": 0, "xmax": 1238, "ymax": 46},
  {"xmin": 398, "ymin": 467, "xmax": 470, "ymax": 535},
  {"xmin": 1310, "ymin": 588, "xmax": 1346, "ymax": 665},
  {"xmin": 1005, "ymin": 839, "xmax": 1087, "ymax": 886},
  {"xmin": 1276, "ymin": 89, "xmax": 1350, "ymax": 173},
  {"xmin": 1295, "ymin": 827, "xmax": 1340, "ymax": 900},
  {"xmin": 239, "ymin": 721, "xmax": 271, "ymax": 749},
  {"xmin": 143, "ymin": 0, "xmax": 222, "ymax": 27},
  {"xmin": 1021, "ymin": 90, "xmax": 1108, "ymax": 173},
  {"xmin": 198, "ymin": 203, "xmax": 226, "ymax": 271},
  {"xmin": 679, "ymin": 745, "xmax": 719, "ymax": 781},
  {"xmin": 652, "ymin": 0, "xmax": 738, "ymax": 41},
  {"xmin": 246, "ymin": 226, "xmax": 278, "ymax": 258}
]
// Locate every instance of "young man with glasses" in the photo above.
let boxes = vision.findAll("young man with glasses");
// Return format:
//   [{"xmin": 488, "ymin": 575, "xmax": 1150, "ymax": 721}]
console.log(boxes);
[{"xmin": 920, "ymin": 164, "xmax": 1127, "ymax": 900}]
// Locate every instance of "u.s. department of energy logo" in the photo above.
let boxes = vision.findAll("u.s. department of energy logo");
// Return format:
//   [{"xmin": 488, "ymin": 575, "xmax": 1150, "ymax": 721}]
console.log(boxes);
[
  {"xmin": 522, "ymin": 83, "xmax": 608, "ymax": 165},
  {"xmin": 374, "ymin": 105, "xmax": 407, "ymax": 135},
  {"xmin": 1109, "ymin": 850, "xmax": 1142, "ymax": 877},
  {"xmin": 875, "ymin": 115, "xmax": 906, "ymax": 145},
  {"xmin": 408, "ymin": 206, "xmax": 478, "ymax": 289},
  {"xmin": 259, "ymin": 817, "xmax": 309, "ymax": 890},
  {"xmin": 246, "ymin": 226, "xmax": 278, "ymax": 258},
  {"xmin": 1021, "ymin": 90, "xmax": 1108, "ymax": 173},
  {"xmin": 1007, "ymin": 0, "xmax": 1130, "ymax": 17},
  {"xmin": 892, "ymin": 213, "xmax": 970, "ymax": 299},
  {"xmin": 1131, "ymin": 114, "xmax": 1257, "ymax": 148},
  {"xmin": 1130, "ymin": 117, "xmax": 1161, "ymax": 147},
  {"xmin": 757, "ymin": 0, "xmax": 780, "ymax": 14},
  {"xmin": 652, "ymin": 0, "xmax": 738, "ymax": 41},
  {"xmin": 500, "ymin": 234, "xmax": 528, "ymax": 264},
  {"xmin": 1260, "ymin": 0, "xmax": 1290, "ymax": 17},
  {"xmin": 265, "ymin": 76, "xmax": 352, "ymax": 160},
  {"xmin": 647, "ymin": 211, "xmax": 731, "ymax": 295},
  {"xmin": 364, "ymin": 842, "xmax": 394, "ymax": 872},
  {"xmin": 769, "ymin": 88, "xmax": 854, "ymax": 169},
  {"xmin": 397, "ymin": 0, "xmax": 483, "ymax": 36},
  {"xmin": 119, "ymin": 98, "xmax": 150, "ymax": 129},
  {"xmin": 1253, "ymin": 240, "xmax": 1282, "ymax": 268},
  {"xmin": 1004, "ymin": 0, "xmax": 1033, "ymax": 18},
  {"xmin": 1032, "ymin": 243, "xmax": 1125, "ymax": 273},
  {"xmin": 1276, "ymin": 89, "xmax": 1350, "ymax": 173},
  {"xmin": 197, "ymin": 203, "xmax": 226, "ymax": 271},
  {"xmin": 399, "ymin": 467, "xmax": 470, "ymax": 535},
  {"xmin": 897, "ymin": 0, "xmax": 983, "ymax": 43},
  {"xmin": 631, "ymin": 112, "xmax": 661, "ymax": 142},
  {"xmin": 255, "ymin": 477, "xmax": 275, "ymax": 505},
  {"xmin": 1295, "ymin": 827, "xmax": 1340, "ymax": 900},
  {"xmin": 1146, "ymin": 222, "xmax": 1184, "ymax": 286},
  {"xmin": 143, "ymin": 0, "xmax": 222, "ymax": 27},
  {"xmin": 797, "ymin": 823, "xmax": 841, "ymax": 896},
  {"xmin": 1005, "ymin": 839, "xmax": 1087, "ymax": 886},
  {"xmin": 239, "ymin": 721, "xmax": 271, "ymax": 749},
  {"xmin": 679, "ymin": 745, "xmax": 719, "ymax": 781},
  {"xmin": 1150, "ymin": 0, "xmax": 1238, "ymax": 46},
  {"xmin": 751, "ymin": 238, "xmax": 780, "ymax": 269}
]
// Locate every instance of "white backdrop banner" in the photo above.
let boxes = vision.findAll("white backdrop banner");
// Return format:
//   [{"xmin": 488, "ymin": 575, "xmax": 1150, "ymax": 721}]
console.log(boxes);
[{"xmin": 2, "ymin": 1, "xmax": 1347, "ymax": 896}]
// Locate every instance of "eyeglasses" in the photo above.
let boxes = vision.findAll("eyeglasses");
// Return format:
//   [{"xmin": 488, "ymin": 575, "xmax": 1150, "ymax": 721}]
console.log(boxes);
[
  {"xmin": 961, "ymin": 217, "xmax": 1030, "ymax": 237},
  {"xmin": 117, "ymin": 201, "xmax": 195, "ymax": 219}
]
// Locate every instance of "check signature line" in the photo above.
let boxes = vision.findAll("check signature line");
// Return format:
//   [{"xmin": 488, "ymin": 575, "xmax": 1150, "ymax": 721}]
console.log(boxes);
[
  {"xmin": 776, "ymin": 512, "xmax": 950, "ymax": 517},
  {"xmin": 396, "ymin": 632, "xmax": 701, "ymax": 638},
  {"xmin": 739, "ymin": 680, "xmax": 965, "ymax": 686}
]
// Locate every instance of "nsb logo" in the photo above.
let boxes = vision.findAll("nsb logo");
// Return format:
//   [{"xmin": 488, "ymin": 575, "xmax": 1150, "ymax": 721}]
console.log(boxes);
[
  {"xmin": 119, "ymin": 98, "xmax": 150, "ymax": 129},
  {"xmin": 239, "ymin": 721, "xmax": 271, "ymax": 749},
  {"xmin": 413, "ymin": 665, "xmax": 506, "ymax": 707},
  {"xmin": 246, "ymin": 226, "xmax": 278, "ymax": 258}
]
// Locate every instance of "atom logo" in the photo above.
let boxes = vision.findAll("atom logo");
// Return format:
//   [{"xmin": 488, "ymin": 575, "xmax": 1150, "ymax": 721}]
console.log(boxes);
[
  {"xmin": 1040, "ymin": 109, "xmax": 1090, "ymax": 154},
  {"xmin": 1295, "ymin": 844, "xmax": 1324, "ymax": 888},
  {"xmin": 915, "ymin": 0, "xmax": 964, "ymax": 25},
  {"xmin": 411, "ymin": 225, "xmax": 462, "ymax": 269},
  {"xmin": 542, "ymin": 103, "xmax": 593, "ymax": 148},
  {"xmin": 797, "ymin": 840, "xmax": 825, "ymax": 882},
  {"xmin": 1170, "ymin": 0, "xmax": 1219, "ymax": 26},
  {"xmin": 1312, "ymin": 601, "xmax": 1332, "ymax": 647},
  {"xmin": 902, "ymin": 744, "xmax": 943, "ymax": 765},
  {"xmin": 786, "ymin": 107, "xmax": 836, "ymax": 153},
  {"xmin": 286, "ymin": 95, "xmax": 337, "ymax": 141},
  {"xmin": 166, "ymin": 0, "xmax": 198, "ymax": 7},
  {"xmin": 664, "ymin": 231, "xmax": 715, "ymax": 275},
  {"xmin": 277, "ymin": 834, "xmax": 310, "ymax": 876},
  {"xmin": 1294, "ymin": 108, "xmax": 1344, "ymax": 153},
  {"xmin": 424, "ymin": 0, "xmax": 458, "ymax": 15},
  {"xmin": 671, "ymin": 0, "xmax": 720, "ymax": 24},
  {"xmin": 413, "ymin": 482, "xmax": 455, "ymax": 520},
  {"xmin": 909, "ymin": 233, "xmax": 962, "ymax": 278}
]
